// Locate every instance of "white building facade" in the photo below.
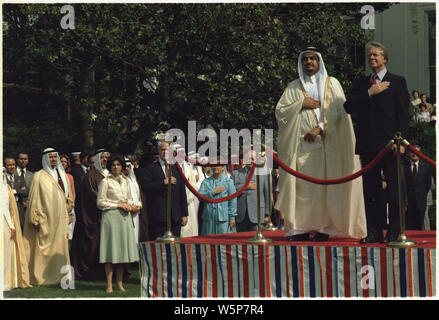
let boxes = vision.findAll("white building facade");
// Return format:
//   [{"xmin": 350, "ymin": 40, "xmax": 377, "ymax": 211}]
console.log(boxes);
[{"xmin": 372, "ymin": 3, "xmax": 436, "ymax": 101}]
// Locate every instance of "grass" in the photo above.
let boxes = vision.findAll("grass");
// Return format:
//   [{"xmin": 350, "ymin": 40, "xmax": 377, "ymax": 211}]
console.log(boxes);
[{"xmin": 4, "ymin": 264, "xmax": 141, "ymax": 299}]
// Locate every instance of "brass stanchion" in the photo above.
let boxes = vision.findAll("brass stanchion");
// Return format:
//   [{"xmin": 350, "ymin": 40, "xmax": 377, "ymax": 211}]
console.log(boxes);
[
  {"xmin": 157, "ymin": 159, "xmax": 180, "ymax": 243},
  {"xmin": 389, "ymin": 132, "xmax": 416, "ymax": 248},
  {"xmin": 263, "ymin": 170, "xmax": 278, "ymax": 231},
  {"xmin": 247, "ymin": 168, "xmax": 272, "ymax": 244}
]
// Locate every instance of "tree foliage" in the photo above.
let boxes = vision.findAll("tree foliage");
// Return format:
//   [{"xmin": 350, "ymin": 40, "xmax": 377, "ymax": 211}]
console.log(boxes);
[{"xmin": 7, "ymin": 3, "xmax": 420, "ymax": 170}]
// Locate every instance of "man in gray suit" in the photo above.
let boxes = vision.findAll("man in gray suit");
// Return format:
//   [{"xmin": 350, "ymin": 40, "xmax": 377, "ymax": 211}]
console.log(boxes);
[
  {"xmin": 16, "ymin": 152, "xmax": 34, "ymax": 222},
  {"xmin": 231, "ymin": 151, "xmax": 269, "ymax": 232},
  {"xmin": 16, "ymin": 152, "xmax": 34, "ymax": 189},
  {"xmin": 5, "ymin": 156, "xmax": 28, "ymax": 230}
]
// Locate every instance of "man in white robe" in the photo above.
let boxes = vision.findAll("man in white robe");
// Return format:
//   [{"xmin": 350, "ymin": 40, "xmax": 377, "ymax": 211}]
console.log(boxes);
[
  {"xmin": 177, "ymin": 147, "xmax": 199, "ymax": 238},
  {"xmin": 2, "ymin": 167, "xmax": 32, "ymax": 290},
  {"xmin": 23, "ymin": 148, "xmax": 74, "ymax": 285},
  {"xmin": 274, "ymin": 47, "xmax": 366, "ymax": 241},
  {"xmin": 124, "ymin": 158, "xmax": 143, "ymax": 242}
]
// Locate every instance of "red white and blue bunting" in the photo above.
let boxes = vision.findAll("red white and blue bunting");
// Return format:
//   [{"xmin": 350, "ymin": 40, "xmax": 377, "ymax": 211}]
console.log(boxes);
[{"xmin": 139, "ymin": 243, "xmax": 436, "ymax": 298}]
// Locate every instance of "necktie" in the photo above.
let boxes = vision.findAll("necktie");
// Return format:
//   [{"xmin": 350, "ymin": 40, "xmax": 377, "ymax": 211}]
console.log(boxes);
[
  {"xmin": 21, "ymin": 169, "xmax": 25, "ymax": 178},
  {"xmin": 412, "ymin": 164, "xmax": 417, "ymax": 181},
  {"xmin": 7, "ymin": 174, "xmax": 14, "ymax": 186},
  {"xmin": 371, "ymin": 73, "xmax": 378, "ymax": 85},
  {"xmin": 56, "ymin": 168, "xmax": 65, "ymax": 192}
]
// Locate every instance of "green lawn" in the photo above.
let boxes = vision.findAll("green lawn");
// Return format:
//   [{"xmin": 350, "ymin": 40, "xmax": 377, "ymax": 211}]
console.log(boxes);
[{"xmin": 4, "ymin": 264, "xmax": 141, "ymax": 299}]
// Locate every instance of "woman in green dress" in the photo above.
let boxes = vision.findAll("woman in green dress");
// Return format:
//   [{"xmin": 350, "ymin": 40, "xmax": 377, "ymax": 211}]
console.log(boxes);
[{"xmin": 97, "ymin": 154, "xmax": 140, "ymax": 293}]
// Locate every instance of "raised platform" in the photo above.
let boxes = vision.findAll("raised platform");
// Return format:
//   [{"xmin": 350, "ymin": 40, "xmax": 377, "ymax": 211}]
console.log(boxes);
[{"xmin": 138, "ymin": 230, "xmax": 436, "ymax": 298}]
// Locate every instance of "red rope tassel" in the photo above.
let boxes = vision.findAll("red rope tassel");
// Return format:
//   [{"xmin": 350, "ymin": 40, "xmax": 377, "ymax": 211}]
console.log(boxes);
[
  {"xmin": 407, "ymin": 145, "xmax": 436, "ymax": 167},
  {"xmin": 266, "ymin": 146, "xmax": 391, "ymax": 185},
  {"xmin": 175, "ymin": 161, "xmax": 256, "ymax": 203}
]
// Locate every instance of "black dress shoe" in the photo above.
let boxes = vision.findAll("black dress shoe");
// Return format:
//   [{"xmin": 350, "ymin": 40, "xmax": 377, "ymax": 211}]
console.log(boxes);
[
  {"xmin": 313, "ymin": 232, "xmax": 329, "ymax": 242},
  {"xmin": 359, "ymin": 235, "xmax": 383, "ymax": 244},
  {"xmin": 288, "ymin": 233, "xmax": 310, "ymax": 241},
  {"xmin": 384, "ymin": 232, "xmax": 399, "ymax": 243}
]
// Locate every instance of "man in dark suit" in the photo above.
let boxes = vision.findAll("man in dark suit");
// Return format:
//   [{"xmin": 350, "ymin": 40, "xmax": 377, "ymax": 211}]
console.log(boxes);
[
  {"xmin": 5, "ymin": 156, "xmax": 27, "ymax": 230},
  {"xmin": 70, "ymin": 151, "xmax": 90, "ymax": 207},
  {"xmin": 344, "ymin": 41, "xmax": 410, "ymax": 243},
  {"xmin": 404, "ymin": 146, "xmax": 433, "ymax": 230},
  {"xmin": 140, "ymin": 141, "xmax": 188, "ymax": 240}
]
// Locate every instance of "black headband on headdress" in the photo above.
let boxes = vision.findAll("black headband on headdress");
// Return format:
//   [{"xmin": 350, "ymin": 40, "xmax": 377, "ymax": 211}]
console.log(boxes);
[
  {"xmin": 92, "ymin": 148, "xmax": 109, "ymax": 157},
  {"xmin": 42, "ymin": 148, "xmax": 57, "ymax": 155},
  {"xmin": 302, "ymin": 46, "xmax": 318, "ymax": 52}
]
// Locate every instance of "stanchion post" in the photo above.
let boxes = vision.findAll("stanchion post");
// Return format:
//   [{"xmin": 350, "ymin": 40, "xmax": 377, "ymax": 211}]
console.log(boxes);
[
  {"xmin": 247, "ymin": 166, "xmax": 272, "ymax": 244},
  {"xmin": 389, "ymin": 132, "xmax": 416, "ymax": 248},
  {"xmin": 263, "ymin": 170, "xmax": 278, "ymax": 231},
  {"xmin": 157, "ymin": 158, "xmax": 180, "ymax": 243}
]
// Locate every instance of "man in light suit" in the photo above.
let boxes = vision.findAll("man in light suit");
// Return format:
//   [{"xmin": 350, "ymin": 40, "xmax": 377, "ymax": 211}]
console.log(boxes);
[
  {"xmin": 16, "ymin": 152, "xmax": 34, "ymax": 206},
  {"xmin": 231, "ymin": 151, "xmax": 269, "ymax": 232},
  {"xmin": 6, "ymin": 156, "xmax": 28, "ymax": 230},
  {"xmin": 16, "ymin": 152, "xmax": 34, "ymax": 190},
  {"xmin": 404, "ymin": 146, "xmax": 433, "ymax": 230}
]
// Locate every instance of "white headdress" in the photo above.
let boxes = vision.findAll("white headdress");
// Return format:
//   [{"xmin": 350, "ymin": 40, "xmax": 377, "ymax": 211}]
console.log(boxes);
[
  {"xmin": 297, "ymin": 47, "xmax": 328, "ymax": 128},
  {"xmin": 93, "ymin": 149, "xmax": 110, "ymax": 177},
  {"xmin": 42, "ymin": 148, "xmax": 69, "ymax": 197},
  {"xmin": 1, "ymin": 167, "xmax": 10, "ymax": 218},
  {"xmin": 124, "ymin": 158, "xmax": 141, "ymax": 206}
]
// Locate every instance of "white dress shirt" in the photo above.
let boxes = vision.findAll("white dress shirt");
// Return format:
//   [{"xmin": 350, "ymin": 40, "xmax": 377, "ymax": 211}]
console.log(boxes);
[
  {"xmin": 411, "ymin": 160, "xmax": 419, "ymax": 174},
  {"xmin": 303, "ymin": 73, "xmax": 324, "ymax": 130},
  {"xmin": 368, "ymin": 68, "xmax": 387, "ymax": 97}
]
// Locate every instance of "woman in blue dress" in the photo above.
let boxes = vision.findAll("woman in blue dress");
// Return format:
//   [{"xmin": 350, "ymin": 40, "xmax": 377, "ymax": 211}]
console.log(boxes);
[{"xmin": 199, "ymin": 166, "xmax": 237, "ymax": 235}]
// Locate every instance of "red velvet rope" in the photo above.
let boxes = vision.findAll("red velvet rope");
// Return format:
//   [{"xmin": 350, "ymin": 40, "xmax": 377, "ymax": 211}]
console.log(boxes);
[
  {"xmin": 175, "ymin": 161, "xmax": 256, "ymax": 203},
  {"xmin": 266, "ymin": 146, "xmax": 391, "ymax": 185},
  {"xmin": 407, "ymin": 145, "xmax": 436, "ymax": 167}
]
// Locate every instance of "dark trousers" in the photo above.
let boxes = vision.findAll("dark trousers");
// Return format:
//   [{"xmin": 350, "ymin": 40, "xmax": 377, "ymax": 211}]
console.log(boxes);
[
  {"xmin": 17, "ymin": 202, "xmax": 26, "ymax": 231},
  {"xmin": 236, "ymin": 209, "xmax": 258, "ymax": 232},
  {"xmin": 360, "ymin": 152, "xmax": 407, "ymax": 238},
  {"xmin": 149, "ymin": 221, "xmax": 181, "ymax": 241},
  {"xmin": 406, "ymin": 197, "xmax": 424, "ymax": 230}
]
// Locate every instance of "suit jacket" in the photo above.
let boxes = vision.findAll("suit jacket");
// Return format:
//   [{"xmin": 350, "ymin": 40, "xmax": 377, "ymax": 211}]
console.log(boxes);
[
  {"xmin": 70, "ymin": 164, "xmax": 86, "ymax": 206},
  {"xmin": 140, "ymin": 161, "xmax": 188, "ymax": 224},
  {"xmin": 16, "ymin": 168, "xmax": 34, "ymax": 190},
  {"xmin": 231, "ymin": 167, "xmax": 268, "ymax": 224},
  {"xmin": 6, "ymin": 172, "xmax": 27, "ymax": 202},
  {"xmin": 6, "ymin": 172, "xmax": 27, "ymax": 227},
  {"xmin": 404, "ymin": 160, "xmax": 432, "ymax": 212},
  {"xmin": 344, "ymin": 71, "xmax": 410, "ymax": 154}
]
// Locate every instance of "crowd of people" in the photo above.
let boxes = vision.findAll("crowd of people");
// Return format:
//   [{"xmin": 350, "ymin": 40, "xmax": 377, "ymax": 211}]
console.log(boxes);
[
  {"xmin": 2, "ymin": 41, "xmax": 436, "ymax": 293},
  {"xmin": 1, "ymin": 143, "xmax": 280, "ymax": 293},
  {"xmin": 411, "ymin": 90, "xmax": 436, "ymax": 125}
]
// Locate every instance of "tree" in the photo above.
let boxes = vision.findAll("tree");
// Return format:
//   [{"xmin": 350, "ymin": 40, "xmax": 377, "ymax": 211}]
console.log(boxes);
[{"xmin": 4, "ymin": 3, "xmax": 395, "ymax": 168}]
